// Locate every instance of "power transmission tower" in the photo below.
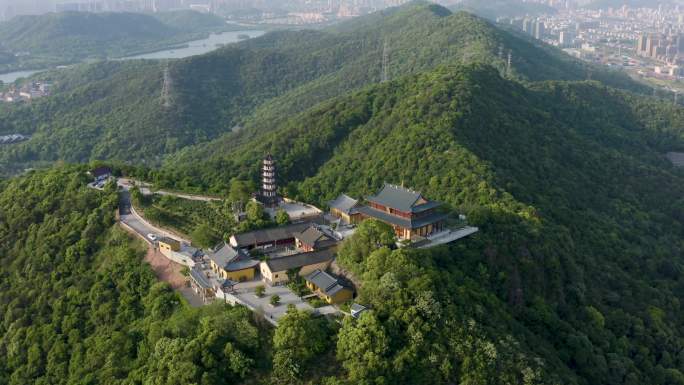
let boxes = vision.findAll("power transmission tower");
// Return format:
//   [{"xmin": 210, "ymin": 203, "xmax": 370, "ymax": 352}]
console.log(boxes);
[
  {"xmin": 506, "ymin": 50, "xmax": 512, "ymax": 78},
  {"xmin": 161, "ymin": 66, "xmax": 173, "ymax": 108},
  {"xmin": 381, "ymin": 39, "xmax": 390, "ymax": 83}
]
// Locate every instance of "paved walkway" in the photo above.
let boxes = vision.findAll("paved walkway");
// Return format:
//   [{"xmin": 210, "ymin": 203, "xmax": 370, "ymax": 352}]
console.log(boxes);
[
  {"xmin": 266, "ymin": 200, "xmax": 321, "ymax": 221},
  {"xmin": 317, "ymin": 305, "xmax": 338, "ymax": 315},
  {"xmin": 416, "ymin": 226, "xmax": 479, "ymax": 249},
  {"xmin": 235, "ymin": 284, "xmax": 314, "ymax": 322}
]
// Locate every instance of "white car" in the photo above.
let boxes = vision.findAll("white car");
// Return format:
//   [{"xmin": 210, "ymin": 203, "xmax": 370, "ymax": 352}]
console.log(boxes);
[{"xmin": 147, "ymin": 233, "xmax": 158, "ymax": 242}]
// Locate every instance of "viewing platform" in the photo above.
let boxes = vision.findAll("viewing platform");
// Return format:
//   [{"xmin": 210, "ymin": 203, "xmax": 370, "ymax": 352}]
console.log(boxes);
[{"xmin": 414, "ymin": 226, "xmax": 479, "ymax": 249}]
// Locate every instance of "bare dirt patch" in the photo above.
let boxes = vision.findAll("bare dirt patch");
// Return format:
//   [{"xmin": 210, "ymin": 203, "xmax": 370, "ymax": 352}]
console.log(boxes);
[{"xmin": 144, "ymin": 247, "xmax": 187, "ymax": 290}]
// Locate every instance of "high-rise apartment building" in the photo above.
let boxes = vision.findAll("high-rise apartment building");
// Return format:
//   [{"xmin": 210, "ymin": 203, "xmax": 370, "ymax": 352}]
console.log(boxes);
[{"xmin": 534, "ymin": 20, "xmax": 546, "ymax": 39}]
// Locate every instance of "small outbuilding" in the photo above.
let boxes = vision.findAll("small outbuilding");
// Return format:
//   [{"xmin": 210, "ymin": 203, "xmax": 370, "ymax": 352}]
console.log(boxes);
[
  {"xmin": 89, "ymin": 166, "xmax": 113, "ymax": 182},
  {"xmin": 159, "ymin": 237, "xmax": 181, "ymax": 254},
  {"xmin": 350, "ymin": 303, "xmax": 368, "ymax": 319},
  {"xmin": 189, "ymin": 267, "xmax": 215, "ymax": 303},
  {"xmin": 294, "ymin": 225, "xmax": 337, "ymax": 252},
  {"xmin": 158, "ymin": 237, "xmax": 201, "ymax": 267},
  {"xmin": 304, "ymin": 269, "xmax": 353, "ymax": 305},
  {"xmin": 207, "ymin": 243, "xmax": 259, "ymax": 282},
  {"xmin": 328, "ymin": 194, "xmax": 361, "ymax": 224}
]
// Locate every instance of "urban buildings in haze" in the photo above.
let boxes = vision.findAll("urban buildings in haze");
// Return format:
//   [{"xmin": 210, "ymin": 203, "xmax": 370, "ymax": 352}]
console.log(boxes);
[
  {"xmin": 497, "ymin": 1, "xmax": 684, "ymax": 84},
  {"xmin": 0, "ymin": 0, "xmax": 419, "ymax": 21}
]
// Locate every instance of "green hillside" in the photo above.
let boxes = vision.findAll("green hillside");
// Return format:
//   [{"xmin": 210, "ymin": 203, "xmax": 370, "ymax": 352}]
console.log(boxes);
[
  {"xmin": 0, "ymin": 48, "xmax": 15, "ymax": 68},
  {"xmin": 159, "ymin": 4, "xmax": 646, "ymax": 170},
  {"xmin": 0, "ymin": 167, "xmax": 275, "ymax": 385},
  {"xmin": 151, "ymin": 9, "xmax": 228, "ymax": 32},
  {"xmin": 161, "ymin": 64, "xmax": 684, "ymax": 384},
  {"xmin": 2, "ymin": 62, "xmax": 683, "ymax": 384},
  {"xmin": 0, "ymin": 10, "xmax": 231, "ymax": 72},
  {"xmin": 0, "ymin": 61, "xmax": 173, "ymax": 174},
  {"xmin": 1, "ymin": 3, "xmax": 684, "ymax": 384},
  {"xmin": 0, "ymin": 4, "xmax": 643, "ymax": 176}
]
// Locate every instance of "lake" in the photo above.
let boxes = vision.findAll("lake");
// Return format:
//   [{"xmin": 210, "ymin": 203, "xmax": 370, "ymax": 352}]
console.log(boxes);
[
  {"xmin": 0, "ymin": 70, "xmax": 42, "ymax": 84},
  {"xmin": 0, "ymin": 29, "xmax": 265, "ymax": 84},
  {"xmin": 121, "ymin": 30, "xmax": 264, "ymax": 60}
]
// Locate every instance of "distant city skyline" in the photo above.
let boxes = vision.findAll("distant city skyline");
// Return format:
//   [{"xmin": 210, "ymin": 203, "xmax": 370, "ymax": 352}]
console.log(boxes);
[
  {"xmin": 0, "ymin": 0, "xmax": 422, "ymax": 21},
  {"xmin": 1, "ymin": 0, "xmax": 682, "ymax": 22}
]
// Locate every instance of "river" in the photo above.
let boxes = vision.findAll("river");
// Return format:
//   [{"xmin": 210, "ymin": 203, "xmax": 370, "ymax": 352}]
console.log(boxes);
[{"xmin": 0, "ymin": 29, "xmax": 265, "ymax": 84}]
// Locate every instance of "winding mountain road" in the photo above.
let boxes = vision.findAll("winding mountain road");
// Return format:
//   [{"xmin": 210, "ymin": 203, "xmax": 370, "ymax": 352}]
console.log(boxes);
[
  {"xmin": 118, "ymin": 187, "xmax": 192, "ymax": 244},
  {"xmin": 117, "ymin": 178, "xmax": 222, "ymax": 202}
]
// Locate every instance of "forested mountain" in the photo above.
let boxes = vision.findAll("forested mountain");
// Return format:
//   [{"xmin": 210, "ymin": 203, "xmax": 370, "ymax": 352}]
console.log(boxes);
[
  {"xmin": 0, "ymin": 3, "xmax": 642, "ymax": 175},
  {"xmin": 160, "ymin": 64, "xmax": 684, "ymax": 384},
  {"xmin": 2, "ymin": 63, "xmax": 684, "ymax": 384},
  {"xmin": 0, "ymin": 10, "xmax": 231, "ymax": 72},
  {"xmin": 0, "ymin": 167, "xmax": 275, "ymax": 385},
  {"xmin": 150, "ymin": 10, "xmax": 229, "ymax": 33},
  {"xmin": 2, "ymin": 3, "xmax": 684, "ymax": 385}
]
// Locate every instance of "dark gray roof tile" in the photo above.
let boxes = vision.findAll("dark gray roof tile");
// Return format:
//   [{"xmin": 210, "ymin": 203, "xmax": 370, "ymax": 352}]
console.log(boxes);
[
  {"xmin": 190, "ymin": 267, "xmax": 212, "ymax": 289},
  {"xmin": 264, "ymin": 249, "xmax": 335, "ymax": 272},
  {"xmin": 367, "ymin": 183, "xmax": 441, "ymax": 213},
  {"xmin": 328, "ymin": 194, "xmax": 359, "ymax": 214},
  {"xmin": 305, "ymin": 269, "xmax": 350, "ymax": 297}
]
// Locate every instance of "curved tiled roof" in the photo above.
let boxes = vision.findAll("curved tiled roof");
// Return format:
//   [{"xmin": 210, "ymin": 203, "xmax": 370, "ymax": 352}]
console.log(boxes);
[
  {"xmin": 264, "ymin": 248, "xmax": 335, "ymax": 272},
  {"xmin": 294, "ymin": 226, "xmax": 337, "ymax": 249},
  {"xmin": 367, "ymin": 183, "xmax": 442, "ymax": 213},
  {"xmin": 305, "ymin": 269, "xmax": 349, "ymax": 297},
  {"xmin": 328, "ymin": 194, "xmax": 359, "ymax": 214},
  {"xmin": 231, "ymin": 222, "xmax": 312, "ymax": 248}
]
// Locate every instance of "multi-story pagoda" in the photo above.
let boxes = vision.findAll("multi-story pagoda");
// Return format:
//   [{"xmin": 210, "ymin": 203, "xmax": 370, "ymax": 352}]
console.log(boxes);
[{"xmin": 257, "ymin": 154, "xmax": 279, "ymax": 207}]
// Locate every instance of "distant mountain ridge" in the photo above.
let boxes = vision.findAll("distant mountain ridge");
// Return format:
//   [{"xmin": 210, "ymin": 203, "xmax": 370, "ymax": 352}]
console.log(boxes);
[
  {"xmin": 164, "ymin": 4, "xmax": 644, "ymax": 168},
  {"xmin": 0, "ymin": 10, "xmax": 231, "ymax": 72},
  {"xmin": 0, "ymin": 3, "xmax": 646, "ymax": 174}
]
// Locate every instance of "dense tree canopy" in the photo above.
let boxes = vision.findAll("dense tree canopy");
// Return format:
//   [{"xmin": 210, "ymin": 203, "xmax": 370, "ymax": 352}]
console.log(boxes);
[
  {"xmin": 0, "ymin": 3, "xmax": 643, "ymax": 177},
  {"xmin": 271, "ymin": 308, "xmax": 333, "ymax": 384},
  {"xmin": 151, "ymin": 63, "xmax": 684, "ymax": 384},
  {"xmin": 0, "ymin": 167, "xmax": 271, "ymax": 385},
  {"xmin": 1, "ymin": 3, "xmax": 683, "ymax": 385}
]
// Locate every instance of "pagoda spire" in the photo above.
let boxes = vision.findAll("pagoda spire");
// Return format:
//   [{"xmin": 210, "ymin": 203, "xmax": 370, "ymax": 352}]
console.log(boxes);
[{"xmin": 259, "ymin": 153, "xmax": 279, "ymax": 207}]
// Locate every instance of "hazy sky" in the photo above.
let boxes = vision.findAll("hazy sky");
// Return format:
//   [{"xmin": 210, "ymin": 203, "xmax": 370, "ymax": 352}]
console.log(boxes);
[
  {"xmin": 0, "ymin": 0, "xmax": 682, "ymax": 18},
  {"xmin": 0, "ymin": 0, "xmax": 55, "ymax": 14}
]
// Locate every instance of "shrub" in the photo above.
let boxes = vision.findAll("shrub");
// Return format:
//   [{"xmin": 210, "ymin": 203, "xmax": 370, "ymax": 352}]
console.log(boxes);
[{"xmin": 255, "ymin": 285, "xmax": 266, "ymax": 298}]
